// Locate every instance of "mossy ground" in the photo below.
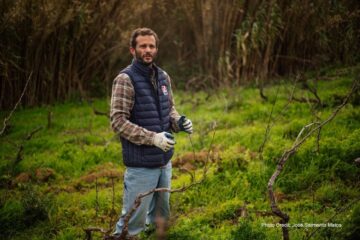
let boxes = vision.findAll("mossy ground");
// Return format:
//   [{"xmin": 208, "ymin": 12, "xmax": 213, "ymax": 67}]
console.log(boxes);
[{"xmin": 1, "ymin": 66, "xmax": 359, "ymax": 239}]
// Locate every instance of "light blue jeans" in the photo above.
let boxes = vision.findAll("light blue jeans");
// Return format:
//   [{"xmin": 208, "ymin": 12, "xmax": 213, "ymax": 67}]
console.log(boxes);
[{"xmin": 114, "ymin": 161, "xmax": 172, "ymax": 236}]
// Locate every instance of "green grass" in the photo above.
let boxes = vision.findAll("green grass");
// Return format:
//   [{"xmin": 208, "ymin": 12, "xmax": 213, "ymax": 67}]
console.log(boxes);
[{"xmin": 1, "ymin": 66, "xmax": 360, "ymax": 239}]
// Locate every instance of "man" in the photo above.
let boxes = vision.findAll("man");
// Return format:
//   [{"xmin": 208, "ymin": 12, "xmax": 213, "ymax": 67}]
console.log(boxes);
[{"xmin": 110, "ymin": 28, "xmax": 193, "ymax": 238}]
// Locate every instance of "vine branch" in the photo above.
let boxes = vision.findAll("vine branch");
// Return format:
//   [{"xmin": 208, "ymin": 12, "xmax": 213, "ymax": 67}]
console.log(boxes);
[
  {"xmin": 267, "ymin": 78, "xmax": 359, "ymax": 240},
  {"xmin": 1, "ymin": 72, "xmax": 33, "ymax": 137},
  {"xmin": 93, "ymin": 125, "xmax": 217, "ymax": 240}
]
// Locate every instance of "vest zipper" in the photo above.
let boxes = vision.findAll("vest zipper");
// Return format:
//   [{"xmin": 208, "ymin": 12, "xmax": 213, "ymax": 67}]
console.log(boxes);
[{"xmin": 151, "ymin": 71, "xmax": 163, "ymax": 131}]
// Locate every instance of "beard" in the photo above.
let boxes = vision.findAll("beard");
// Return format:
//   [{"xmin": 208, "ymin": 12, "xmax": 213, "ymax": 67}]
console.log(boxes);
[{"xmin": 135, "ymin": 50, "xmax": 157, "ymax": 65}]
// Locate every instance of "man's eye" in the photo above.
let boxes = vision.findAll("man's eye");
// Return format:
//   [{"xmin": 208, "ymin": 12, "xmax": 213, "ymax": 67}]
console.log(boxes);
[{"xmin": 139, "ymin": 45, "xmax": 155, "ymax": 49}]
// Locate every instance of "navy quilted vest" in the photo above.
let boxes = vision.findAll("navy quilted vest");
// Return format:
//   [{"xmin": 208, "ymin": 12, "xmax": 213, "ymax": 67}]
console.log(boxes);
[{"xmin": 120, "ymin": 59, "xmax": 173, "ymax": 167}]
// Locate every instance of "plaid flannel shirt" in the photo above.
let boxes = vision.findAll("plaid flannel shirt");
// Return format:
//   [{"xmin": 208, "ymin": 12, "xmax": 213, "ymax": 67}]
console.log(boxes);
[{"xmin": 110, "ymin": 72, "xmax": 181, "ymax": 145}]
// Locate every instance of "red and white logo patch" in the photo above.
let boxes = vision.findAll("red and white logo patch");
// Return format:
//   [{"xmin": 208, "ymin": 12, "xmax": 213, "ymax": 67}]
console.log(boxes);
[{"xmin": 161, "ymin": 85, "xmax": 168, "ymax": 95}]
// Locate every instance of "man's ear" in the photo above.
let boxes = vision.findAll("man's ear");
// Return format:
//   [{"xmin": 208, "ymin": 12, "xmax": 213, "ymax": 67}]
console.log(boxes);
[{"xmin": 130, "ymin": 47, "xmax": 135, "ymax": 56}]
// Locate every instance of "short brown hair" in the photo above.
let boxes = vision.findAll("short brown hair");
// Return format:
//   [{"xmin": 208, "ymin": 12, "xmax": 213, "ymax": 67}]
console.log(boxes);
[{"xmin": 130, "ymin": 28, "xmax": 159, "ymax": 48}]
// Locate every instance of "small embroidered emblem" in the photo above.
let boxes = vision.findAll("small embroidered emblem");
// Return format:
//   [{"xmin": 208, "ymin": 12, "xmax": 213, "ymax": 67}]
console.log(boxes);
[{"xmin": 162, "ymin": 85, "xmax": 168, "ymax": 95}]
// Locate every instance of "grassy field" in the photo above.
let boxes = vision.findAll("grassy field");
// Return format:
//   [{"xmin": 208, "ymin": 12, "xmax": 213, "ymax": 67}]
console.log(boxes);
[{"xmin": 1, "ymin": 66, "xmax": 359, "ymax": 239}]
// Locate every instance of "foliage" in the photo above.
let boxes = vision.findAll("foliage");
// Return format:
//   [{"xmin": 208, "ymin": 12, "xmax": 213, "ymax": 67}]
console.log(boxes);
[
  {"xmin": 1, "ymin": 0, "xmax": 360, "ymax": 108},
  {"xmin": 230, "ymin": 219, "xmax": 267, "ymax": 240},
  {"xmin": 0, "ymin": 185, "xmax": 48, "ymax": 237},
  {"xmin": 0, "ymin": 66, "xmax": 359, "ymax": 239}
]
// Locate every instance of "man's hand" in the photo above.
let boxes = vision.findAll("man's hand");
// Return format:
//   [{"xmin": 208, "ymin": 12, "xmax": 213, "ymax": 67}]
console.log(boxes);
[
  {"xmin": 153, "ymin": 132, "xmax": 175, "ymax": 152},
  {"xmin": 178, "ymin": 116, "xmax": 193, "ymax": 134}
]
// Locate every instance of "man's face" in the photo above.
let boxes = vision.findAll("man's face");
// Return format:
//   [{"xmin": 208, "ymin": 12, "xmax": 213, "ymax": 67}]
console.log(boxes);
[{"xmin": 130, "ymin": 35, "xmax": 158, "ymax": 65}]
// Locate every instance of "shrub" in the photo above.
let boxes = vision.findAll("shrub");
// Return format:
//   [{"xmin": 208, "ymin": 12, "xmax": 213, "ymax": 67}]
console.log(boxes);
[
  {"xmin": 341, "ymin": 202, "xmax": 360, "ymax": 239},
  {"xmin": 230, "ymin": 220, "xmax": 266, "ymax": 240},
  {"xmin": 0, "ymin": 187, "xmax": 48, "ymax": 238},
  {"xmin": 0, "ymin": 199, "xmax": 24, "ymax": 237}
]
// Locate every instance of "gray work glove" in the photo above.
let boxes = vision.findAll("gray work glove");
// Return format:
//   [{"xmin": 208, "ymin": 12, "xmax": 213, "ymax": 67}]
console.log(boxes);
[
  {"xmin": 178, "ymin": 116, "xmax": 193, "ymax": 134},
  {"xmin": 153, "ymin": 132, "xmax": 175, "ymax": 152}
]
